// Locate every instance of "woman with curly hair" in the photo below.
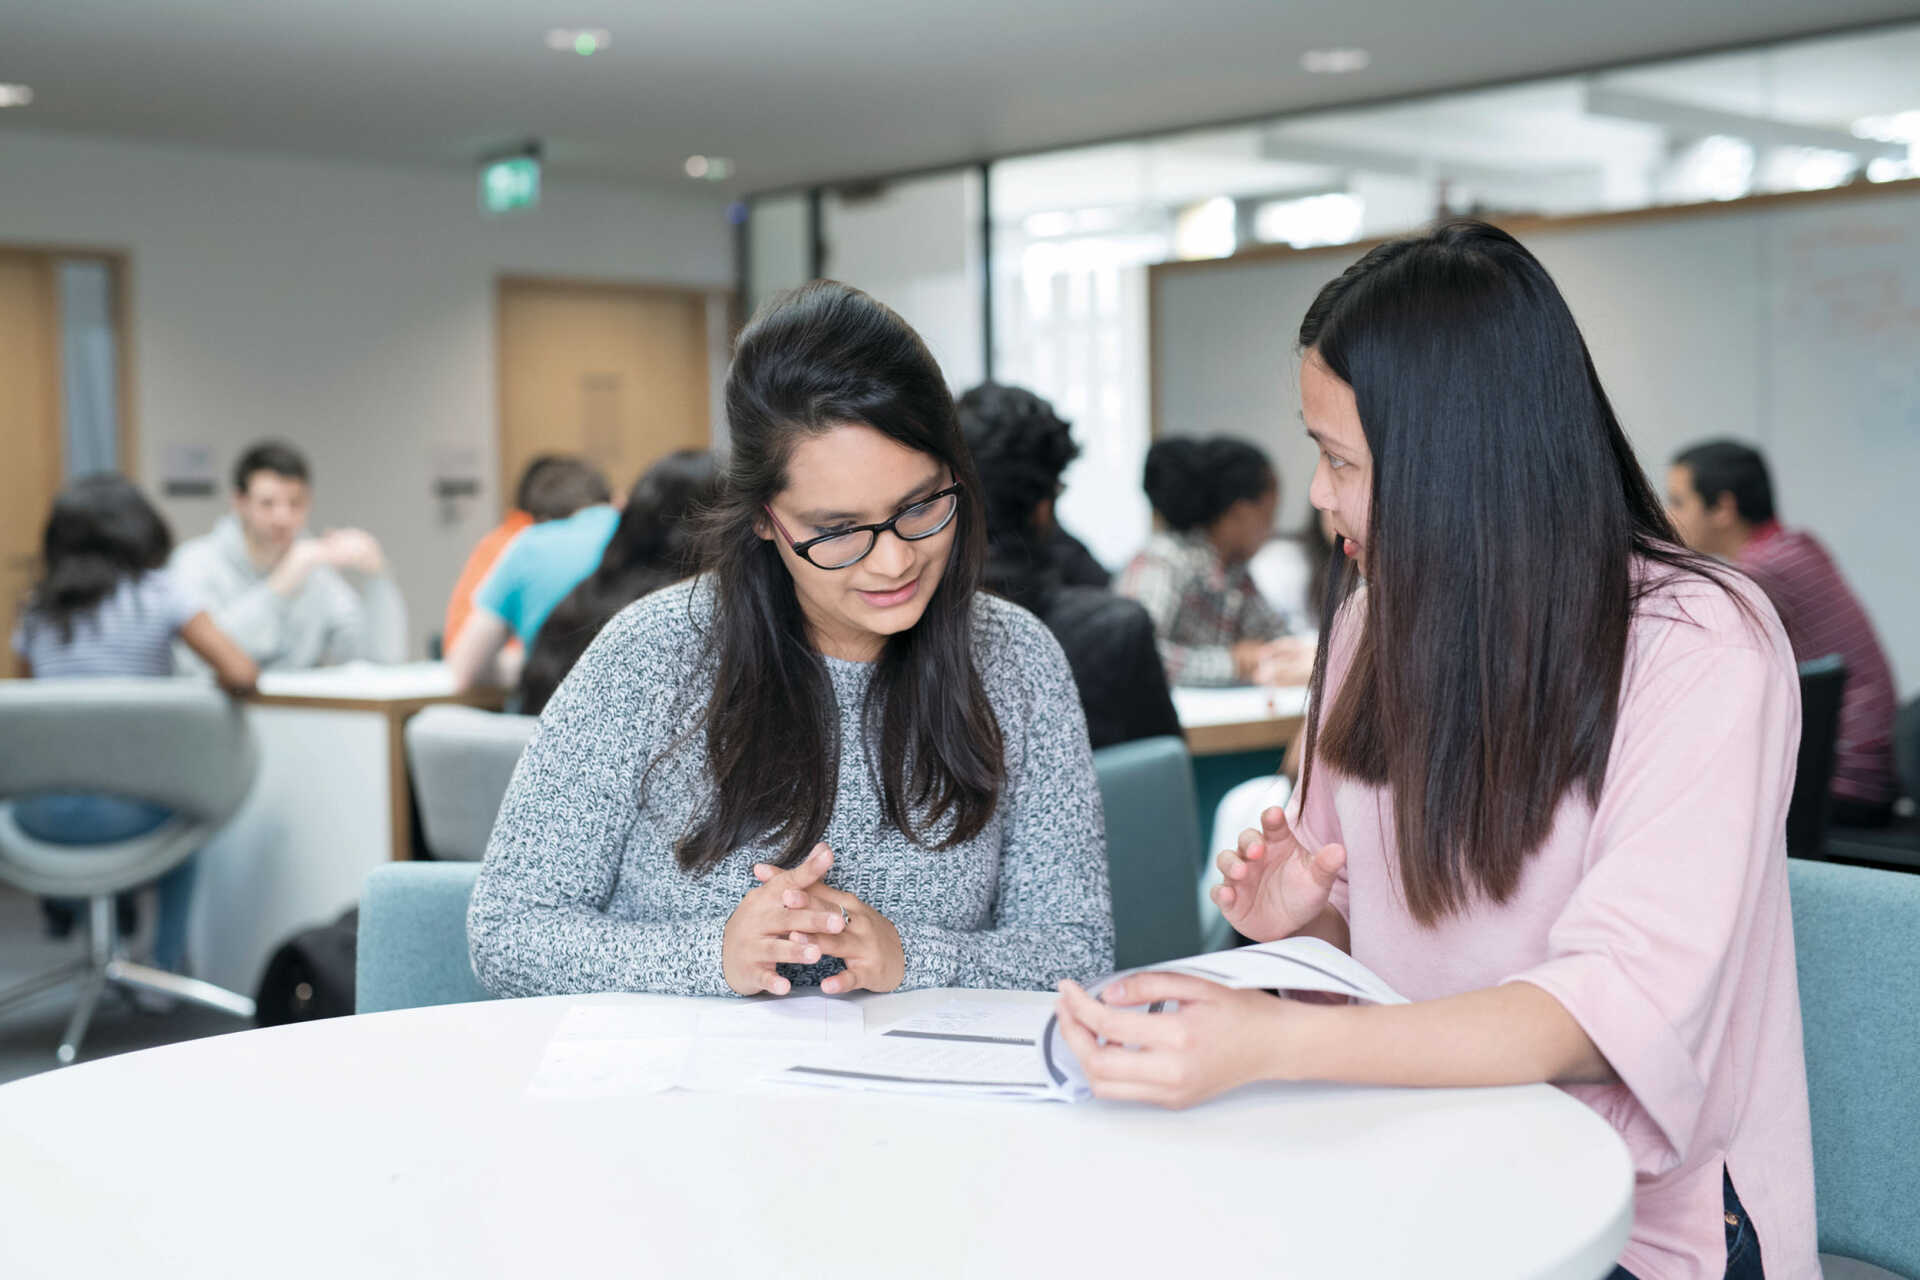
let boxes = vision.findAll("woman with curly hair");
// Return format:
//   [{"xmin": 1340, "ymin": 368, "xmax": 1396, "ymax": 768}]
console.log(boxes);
[{"xmin": 958, "ymin": 382, "xmax": 1179, "ymax": 750}]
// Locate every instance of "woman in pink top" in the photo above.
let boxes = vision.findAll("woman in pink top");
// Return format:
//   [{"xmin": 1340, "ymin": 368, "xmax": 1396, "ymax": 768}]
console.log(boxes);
[{"xmin": 1055, "ymin": 222, "xmax": 1817, "ymax": 1280}]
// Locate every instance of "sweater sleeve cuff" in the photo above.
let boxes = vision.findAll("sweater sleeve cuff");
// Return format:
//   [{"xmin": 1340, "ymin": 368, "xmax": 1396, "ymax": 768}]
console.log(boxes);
[
  {"xmin": 1503, "ymin": 955, "xmax": 1705, "ymax": 1175},
  {"xmin": 678, "ymin": 917, "xmax": 734, "ymax": 997},
  {"xmin": 894, "ymin": 920, "xmax": 961, "ymax": 990}
]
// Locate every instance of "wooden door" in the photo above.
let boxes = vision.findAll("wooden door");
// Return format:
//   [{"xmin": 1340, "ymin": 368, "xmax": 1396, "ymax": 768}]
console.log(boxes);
[
  {"xmin": 0, "ymin": 252, "xmax": 61, "ymax": 678},
  {"xmin": 497, "ymin": 279, "xmax": 716, "ymax": 509}
]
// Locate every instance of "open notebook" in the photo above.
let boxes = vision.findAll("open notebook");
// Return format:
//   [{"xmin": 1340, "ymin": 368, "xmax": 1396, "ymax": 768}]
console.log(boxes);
[{"xmin": 774, "ymin": 936, "xmax": 1408, "ymax": 1101}]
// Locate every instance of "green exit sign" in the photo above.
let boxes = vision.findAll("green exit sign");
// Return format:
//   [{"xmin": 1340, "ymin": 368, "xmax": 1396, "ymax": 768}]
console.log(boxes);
[{"xmin": 480, "ymin": 153, "xmax": 541, "ymax": 214}]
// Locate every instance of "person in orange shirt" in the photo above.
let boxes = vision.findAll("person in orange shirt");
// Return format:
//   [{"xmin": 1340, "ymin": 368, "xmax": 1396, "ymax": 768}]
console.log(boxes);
[{"xmin": 442, "ymin": 456, "xmax": 603, "ymax": 653}]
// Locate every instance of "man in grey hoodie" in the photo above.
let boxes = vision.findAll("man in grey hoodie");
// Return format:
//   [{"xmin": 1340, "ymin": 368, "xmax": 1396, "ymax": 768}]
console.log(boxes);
[{"xmin": 170, "ymin": 440, "xmax": 407, "ymax": 672}]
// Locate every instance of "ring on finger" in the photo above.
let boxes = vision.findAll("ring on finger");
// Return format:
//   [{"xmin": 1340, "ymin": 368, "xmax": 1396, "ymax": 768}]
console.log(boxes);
[{"xmin": 839, "ymin": 904, "xmax": 851, "ymax": 927}]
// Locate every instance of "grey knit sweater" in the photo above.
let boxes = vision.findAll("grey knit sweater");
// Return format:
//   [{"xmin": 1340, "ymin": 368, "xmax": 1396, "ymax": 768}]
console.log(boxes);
[{"xmin": 467, "ymin": 577, "xmax": 1114, "ymax": 998}]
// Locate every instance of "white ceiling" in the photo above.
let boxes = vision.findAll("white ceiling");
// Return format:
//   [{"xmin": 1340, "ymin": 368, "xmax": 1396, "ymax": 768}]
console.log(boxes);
[{"xmin": 2, "ymin": 0, "xmax": 1918, "ymax": 192}]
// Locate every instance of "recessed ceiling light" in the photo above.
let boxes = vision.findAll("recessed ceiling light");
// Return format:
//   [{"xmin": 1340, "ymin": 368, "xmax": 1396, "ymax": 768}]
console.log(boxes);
[
  {"xmin": 1302, "ymin": 48, "xmax": 1370, "ymax": 74},
  {"xmin": 684, "ymin": 155, "xmax": 733, "ymax": 181},
  {"xmin": 545, "ymin": 28, "xmax": 610, "ymax": 56},
  {"xmin": 0, "ymin": 84, "xmax": 34, "ymax": 108}
]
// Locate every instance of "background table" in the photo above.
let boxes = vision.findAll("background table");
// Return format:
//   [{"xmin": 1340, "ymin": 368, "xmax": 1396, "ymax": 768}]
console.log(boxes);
[
  {"xmin": 187, "ymin": 662, "xmax": 502, "ymax": 995},
  {"xmin": 1174, "ymin": 684, "xmax": 1307, "ymax": 757},
  {"xmin": 1175, "ymin": 684, "xmax": 1309, "ymax": 859},
  {"xmin": 0, "ymin": 989, "xmax": 1635, "ymax": 1279}
]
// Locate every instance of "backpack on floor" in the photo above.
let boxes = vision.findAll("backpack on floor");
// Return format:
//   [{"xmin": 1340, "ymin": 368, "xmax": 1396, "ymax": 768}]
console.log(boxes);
[{"xmin": 254, "ymin": 907, "xmax": 358, "ymax": 1025}]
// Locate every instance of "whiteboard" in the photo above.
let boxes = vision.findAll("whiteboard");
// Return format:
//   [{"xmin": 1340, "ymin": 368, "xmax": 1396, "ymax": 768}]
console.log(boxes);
[{"xmin": 1152, "ymin": 187, "xmax": 1920, "ymax": 696}]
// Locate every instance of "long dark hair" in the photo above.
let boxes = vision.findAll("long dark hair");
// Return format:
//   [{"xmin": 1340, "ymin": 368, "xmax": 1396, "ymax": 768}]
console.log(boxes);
[
  {"xmin": 957, "ymin": 381, "xmax": 1079, "ymax": 614},
  {"xmin": 28, "ymin": 474, "xmax": 174, "ymax": 643},
  {"xmin": 517, "ymin": 449, "xmax": 719, "ymax": 716},
  {"xmin": 673, "ymin": 280, "xmax": 1005, "ymax": 875},
  {"xmin": 1295, "ymin": 221, "xmax": 1751, "ymax": 925},
  {"xmin": 1143, "ymin": 436, "xmax": 1275, "ymax": 533}
]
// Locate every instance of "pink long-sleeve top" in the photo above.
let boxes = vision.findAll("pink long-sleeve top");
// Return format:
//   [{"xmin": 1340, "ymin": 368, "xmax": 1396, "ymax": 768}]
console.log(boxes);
[{"xmin": 1290, "ymin": 558, "xmax": 1818, "ymax": 1280}]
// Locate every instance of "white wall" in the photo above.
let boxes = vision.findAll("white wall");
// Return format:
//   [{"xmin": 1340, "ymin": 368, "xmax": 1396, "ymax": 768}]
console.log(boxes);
[
  {"xmin": 821, "ymin": 170, "xmax": 986, "ymax": 391},
  {"xmin": 748, "ymin": 193, "xmax": 812, "ymax": 317},
  {"xmin": 0, "ymin": 128, "xmax": 734, "ymax": 655}
]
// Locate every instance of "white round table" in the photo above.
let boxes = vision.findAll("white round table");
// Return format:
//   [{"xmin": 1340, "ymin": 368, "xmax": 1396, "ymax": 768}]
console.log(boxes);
[{"xmin": 0, "ymin": 989, "xmax": 1633, "ymax": 1279}]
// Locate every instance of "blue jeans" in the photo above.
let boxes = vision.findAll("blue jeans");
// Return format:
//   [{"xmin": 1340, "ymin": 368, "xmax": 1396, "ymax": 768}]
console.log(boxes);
[
  {"xmin": 14, "ymin": 793, "xmax": 194, "ymax": 973},
  {"xmin": 1609, "ymin": 1168, "xmax": 1762, "ymax": 1280}
]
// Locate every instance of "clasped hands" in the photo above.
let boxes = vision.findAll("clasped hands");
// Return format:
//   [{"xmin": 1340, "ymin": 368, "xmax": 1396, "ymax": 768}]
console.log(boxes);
[
  {"xmin": 721, "ymin": 843, "xmax": 904, "ymax": 997},
  {"xmin": 1054, "ymin": 804, "xmax": 1348, "ymax": 1108}
]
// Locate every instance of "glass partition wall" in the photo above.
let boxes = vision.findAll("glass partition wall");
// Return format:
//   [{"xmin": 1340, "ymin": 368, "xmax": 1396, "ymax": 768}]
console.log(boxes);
[{"xmin": 748, "ymin": 20, "xmax": 1920, "ymax": 568}]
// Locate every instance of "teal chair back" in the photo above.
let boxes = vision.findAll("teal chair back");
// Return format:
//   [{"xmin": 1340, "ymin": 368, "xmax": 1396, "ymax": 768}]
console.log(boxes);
[
  {"xmin": 356, "ymin": 861, "xmax": 489, "ymax": 1014},
  {"xmin": 1092, "ymin": 735, "xmax": 1203, "ymax": 969},
  {"xmin": 1790, "ymin": 858, "xmax": 1920, "ymax": 1277},
  {"xmin": 356, "ymin": 736, "xmax": 1207, "ymax": 1012}
]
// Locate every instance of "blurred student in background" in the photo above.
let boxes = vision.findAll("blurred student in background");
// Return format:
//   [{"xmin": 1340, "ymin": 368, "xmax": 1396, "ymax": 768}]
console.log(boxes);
[
  {"xmin": 12, "ymin": 474, "xmax": 257, "ymax": 972},
  {"xmin": 170, "ymin": 440, "xmax": 406, "ymax": 673},
  {"xmin": 470, "ymin": 282, "xmax": 1111, "ymax": 1001},
  {"xmin": 516, "ymin": 450, "xmax": 719, "ymax": 716},
  {"xmin": 1119, "ymin": 435, "xmax": 1313, "ymax": 687},
  {"xmin": 959, "ymin": 382, "xmax": 1179, "ymax": 749},
  {"xmin": 1249, "ymin": 507, "xmax": 1339, "ymax": 636},
  {"xmin": 443, "ymin": 454, "xmax": 583, "ymax": 654},
  {"xmin": 445, "ymin": 457, "xmax": 617, "ymax": 692},
  {"xmin": 1667, "ymin": 438, "xmax": 1899, "ymax": 825}
]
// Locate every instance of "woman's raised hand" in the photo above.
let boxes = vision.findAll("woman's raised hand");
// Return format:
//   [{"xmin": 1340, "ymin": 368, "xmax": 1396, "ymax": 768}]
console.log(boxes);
[
  {"xmin": 721, "ymin": 843, "xmax": 849, "ymax": 995},
  {"xmin": 1209, "ymin": 805, "xmax": 1346, "ymax": 942}
]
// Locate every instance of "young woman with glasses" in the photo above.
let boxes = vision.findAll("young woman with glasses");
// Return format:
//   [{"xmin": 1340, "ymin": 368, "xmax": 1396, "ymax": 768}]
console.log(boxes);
[{"xmin": 470, "ymin": 281, "xmax": 1114, "ymax": 1000}]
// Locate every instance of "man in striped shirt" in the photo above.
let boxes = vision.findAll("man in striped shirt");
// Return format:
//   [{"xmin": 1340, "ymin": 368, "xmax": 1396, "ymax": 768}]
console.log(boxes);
[{"xmin": 1667, "ymin": 439, "xmax": 1900, "ymax": 824}]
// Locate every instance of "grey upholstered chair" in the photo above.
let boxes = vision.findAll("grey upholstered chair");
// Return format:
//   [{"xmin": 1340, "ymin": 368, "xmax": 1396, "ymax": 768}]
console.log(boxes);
[
  {"xmin": 403, "ymin": 705, "xmax": 537, "ymax": 860},
  {"xmin": 0, "ymin": 678, "xmax": 260, "ymax": 1063}
]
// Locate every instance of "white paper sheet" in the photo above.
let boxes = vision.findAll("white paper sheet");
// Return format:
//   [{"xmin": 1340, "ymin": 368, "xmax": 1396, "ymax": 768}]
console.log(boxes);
[
  {"xmin": 526, "ymin": 994, "xmax": 865, "ymax": 1100},
  {"xmin": 778, "ymin": 1036, "xmax": 1057, "ymax": 1098},
  {"xmin": 877, "ymin": 999, "xmax": 1051, "ymax": 1047},
  {"xmin": 696, "ymin": 993, "xmax": 864, "ymax": 1041}
]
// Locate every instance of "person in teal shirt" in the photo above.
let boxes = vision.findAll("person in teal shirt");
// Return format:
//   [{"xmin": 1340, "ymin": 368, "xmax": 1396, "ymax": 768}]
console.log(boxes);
[{"xmin": 446, "ymin": 461, "xmax": 619, "ymax": 691}]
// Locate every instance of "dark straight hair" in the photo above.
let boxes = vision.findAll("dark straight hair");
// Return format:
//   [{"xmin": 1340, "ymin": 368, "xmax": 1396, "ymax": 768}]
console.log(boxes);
[
  {"xmin": 29, "ymin": 473, "xmax": 175, "ymax": 643},
  {"xmin": 1295, "ymin": 220, "xmax": 1750, "ymax": 925},
  {"xmin": 671, "ymin": 280, "xmax": 1004, "ymax": 875}
]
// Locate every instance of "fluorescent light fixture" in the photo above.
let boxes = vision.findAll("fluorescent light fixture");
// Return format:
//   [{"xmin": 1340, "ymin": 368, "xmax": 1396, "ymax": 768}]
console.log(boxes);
[
  {"xmin": 0, "ymin": 84, "xmax": 33, "ymax": 108},
  {"xmin": 545, "ymin": 28, "xmax": 610, "ymax": 55},
  {"xmin": 1851, "ymin": 110, "xmax": 1920, "ymax": 143},
  {"xmin": 1866, "ymin": 155, "xmax": 1916, "ymax": 183},
  {"xmin": 1301, "ymin": 49, "xmax": 1370, "ymax": 74},
  {"xmin": 1765, "ymin": 146, "xmax": 1856, "ymax": 193},
  {"xmin": 1254, "ymin": 192, "xmax": 1364, "ymax": 249},
  {"xmin": 1173, "ymin": 196, "xmax": 1236, "ymax": 261},
  {"xmin": 1686, "ymin": 135, "xmax": 1755, "ymax": 203},
  {"xmin": 683, "ymin": 155, "xmax": 733, "ymax": 181}
]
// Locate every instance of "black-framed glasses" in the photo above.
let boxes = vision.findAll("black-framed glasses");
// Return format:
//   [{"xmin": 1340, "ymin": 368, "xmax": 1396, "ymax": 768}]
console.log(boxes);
[{"xmin": 764, "ymin": 483, "xmax": 964, "ymax": 570}]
